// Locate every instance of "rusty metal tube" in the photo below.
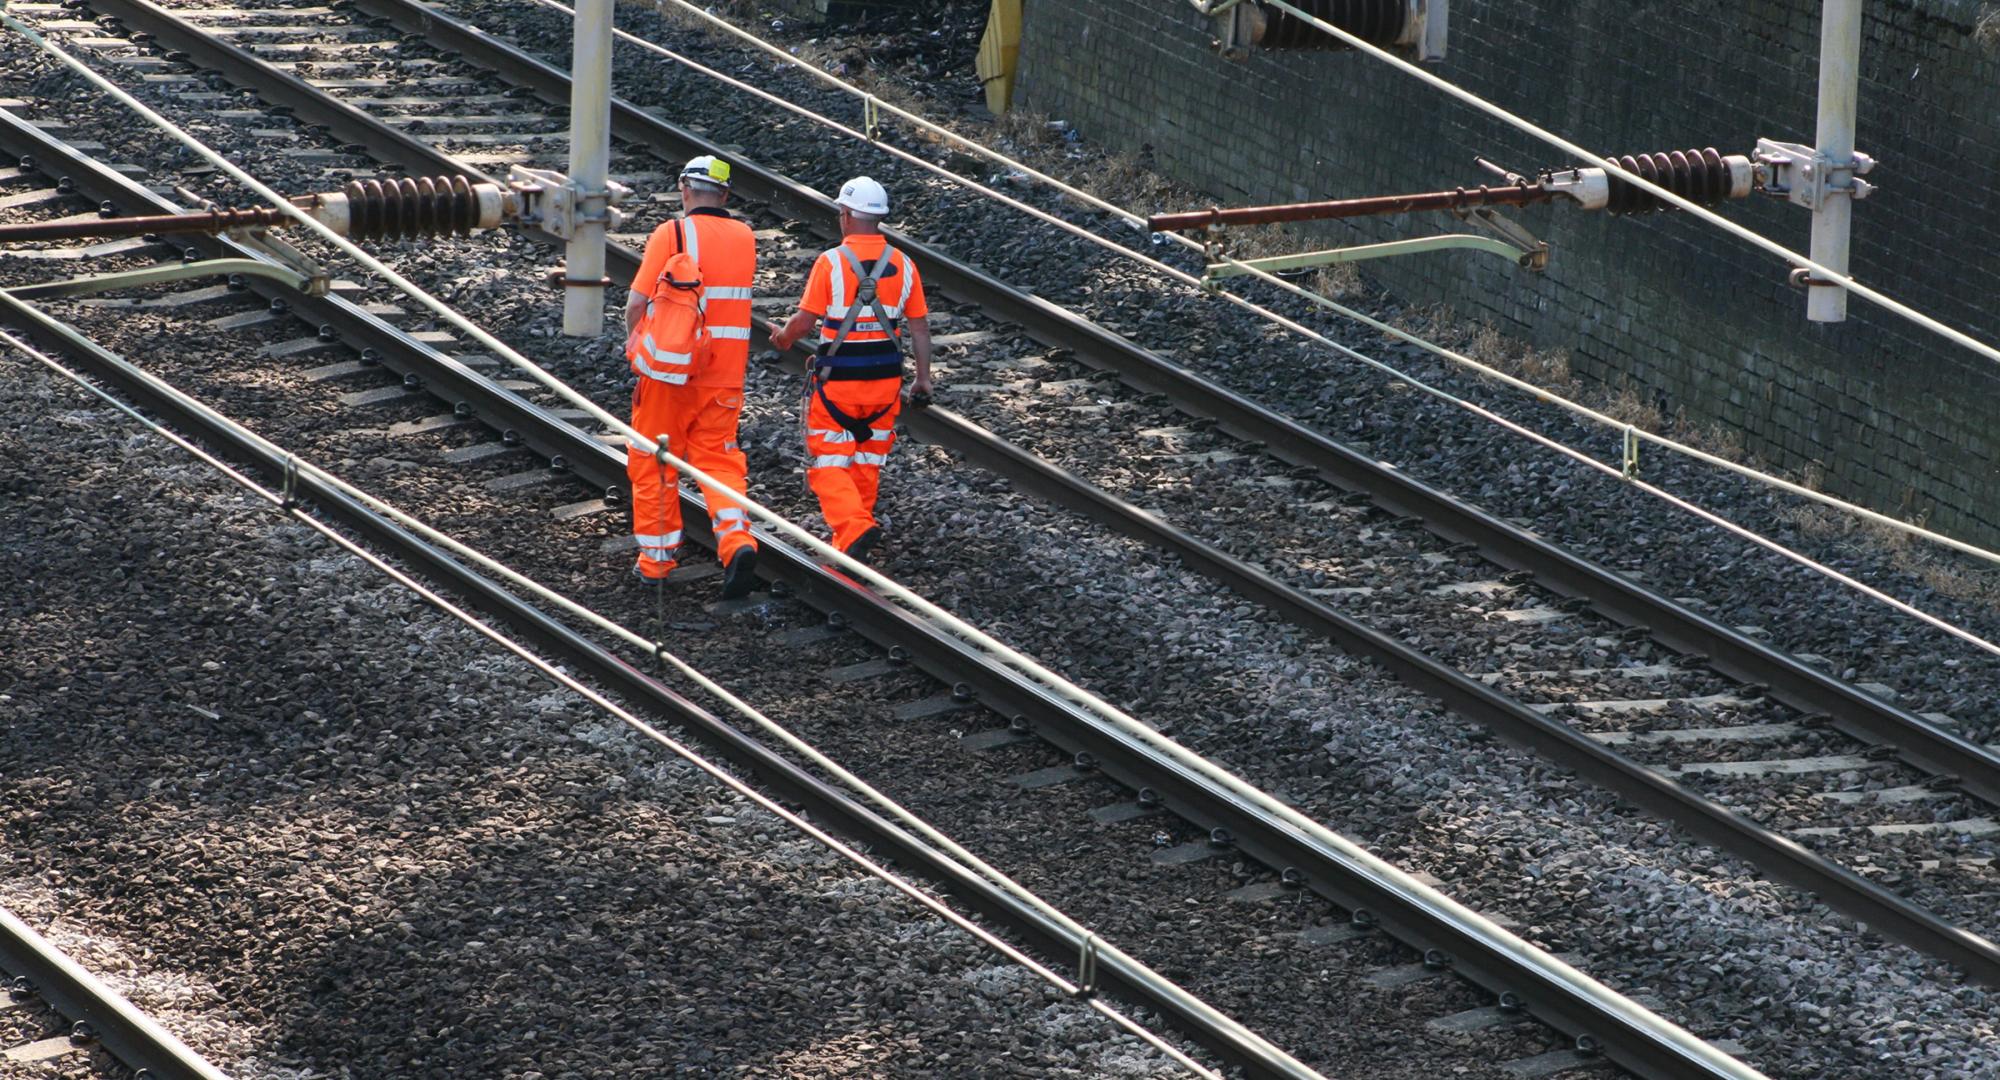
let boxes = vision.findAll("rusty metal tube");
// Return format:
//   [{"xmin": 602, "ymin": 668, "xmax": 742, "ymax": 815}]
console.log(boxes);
[
  {"xmin": 1147, "ymin": 183, "xmax": 1552, "ymax": 233},
  {"xmin": 0, "ymin": 205, "xmax": 297, "ymax": 244}
]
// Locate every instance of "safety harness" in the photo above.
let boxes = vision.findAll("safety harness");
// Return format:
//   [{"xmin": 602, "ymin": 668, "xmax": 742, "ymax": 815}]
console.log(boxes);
[{"xmin": 808, "ymin": 244, "xmax": 905, "ymax": 443}]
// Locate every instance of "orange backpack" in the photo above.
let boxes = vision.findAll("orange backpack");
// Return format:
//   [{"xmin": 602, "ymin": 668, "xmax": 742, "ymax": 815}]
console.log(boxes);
[{"xmin": 629, "ymin": 219, "xmax": 712, "ymax": 384}]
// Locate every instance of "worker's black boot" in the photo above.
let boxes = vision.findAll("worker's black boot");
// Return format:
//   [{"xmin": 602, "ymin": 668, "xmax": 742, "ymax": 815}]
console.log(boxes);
[
  {"xmin": 844, "ymin": 526, "xmax": 883, "ymax": 565},
  {"xmin": 721, "ymin": 546, "xmax": 759, "ymax": 599}
]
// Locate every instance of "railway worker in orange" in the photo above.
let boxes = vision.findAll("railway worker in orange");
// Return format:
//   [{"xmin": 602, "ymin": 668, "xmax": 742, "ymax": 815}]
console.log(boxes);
[
  {"xmin": 623, "ymin": 155, "xmax": 760, "ymax": 597},
  {"xmin": 766, "ymin": 176, "xmax": 934, "ymax": 563}
]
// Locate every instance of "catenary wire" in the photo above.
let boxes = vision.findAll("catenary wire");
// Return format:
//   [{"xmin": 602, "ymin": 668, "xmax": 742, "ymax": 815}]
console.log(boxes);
[
  {"xmin": 3, "ymin": 295, "xmax": 1323, "ymax": 1076},
  {"xmin": 647, "ymin": 0, "xmax": 2000, "ymax": 569},
  {"xmin": 0, "ymin": 23, "xmax": 1767, "ymax": 1069},
  {"xmin": 1254, "ymin": 0, "xmax": 2000, "ymax": 370},
  {"xmin": 552, "ymin": 0, "xmax": 2000, "ymax": 652},
  {"xmin": 0, "ymin": 328, "xmax": 1228, "ymax": 1080}
]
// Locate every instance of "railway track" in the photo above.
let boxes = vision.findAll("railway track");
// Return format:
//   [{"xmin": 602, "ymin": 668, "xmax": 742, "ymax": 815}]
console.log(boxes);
[
  {"xmin": 0, "ymin": 36, "xmax": 1765, "ymax": 1080},
  {"xmin": 0, "ymin": 904, "xmax": 229, "ymax": 1078},
  {"xmin": 39, "ymin": 0, "xmax": 1996, "ymax": 973},
  {"xmin": 0, "ymin": 88, "xmax": 1742, "ymax": 1080},
  {"xmin": 0, "ymin": 0, "xmax": 1992, "ymax": 1075}
]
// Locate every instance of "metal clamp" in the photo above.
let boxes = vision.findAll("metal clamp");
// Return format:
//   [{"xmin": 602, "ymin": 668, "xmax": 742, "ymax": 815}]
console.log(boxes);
[
  {"xmin": 230, "ymin": 228, "xmax": 329, "ymax": 296},
  {"xmin": 1075, "ymin": 933, "xmax": 1099, "ymax": 999},
  {"xmin": 507, "ymin": 163, "xmax": 631, "ymax": 241},
  {"xmin": 863, "ymin": 95, "xmax": 882, "ymax": 142},
  {"xmin": 280, "ymin": 455, "xmax": 300, "ymax": 511},
  {"xmin": 1460, "ymin": 205, "xmax": 1548, "ymax": 271},
  {"xmin": 1753, "ymin": 137, "xmax": 1875, "ymax": 212},
  {"xmin": 1621, "ymin": 425, "xmax": 1640, "ymax": 481}
]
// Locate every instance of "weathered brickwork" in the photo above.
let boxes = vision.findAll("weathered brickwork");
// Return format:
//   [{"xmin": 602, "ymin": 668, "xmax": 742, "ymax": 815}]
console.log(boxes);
[{"xmin": 1015, "ymin": 0, "xmax": 2000, "ymax": 545}]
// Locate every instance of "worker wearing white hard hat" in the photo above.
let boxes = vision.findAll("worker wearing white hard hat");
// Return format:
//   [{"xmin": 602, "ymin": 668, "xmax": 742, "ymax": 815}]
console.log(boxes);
[
  {"xmin": 833, "ymin": 175, "xmax": 889, "ymax": 216},
  {"xmin": 768, "ymin": 176, "xmax": 935, "ymax": 563}
]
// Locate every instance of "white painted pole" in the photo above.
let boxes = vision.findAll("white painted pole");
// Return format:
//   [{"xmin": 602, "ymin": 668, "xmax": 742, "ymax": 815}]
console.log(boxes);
[
  {"xmin": 563, "ymin": 0, "xmax": 614, "ymax": 336},
  {"xmin": 1808, "ymin": 0, "xmax": 1861, "ymax": 323}
]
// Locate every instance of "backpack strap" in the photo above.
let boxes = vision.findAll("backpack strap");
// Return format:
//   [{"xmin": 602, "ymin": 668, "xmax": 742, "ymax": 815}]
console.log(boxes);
[{"xmin": 646, "ymin": 218, "xmax": 702, "ymax": 312}]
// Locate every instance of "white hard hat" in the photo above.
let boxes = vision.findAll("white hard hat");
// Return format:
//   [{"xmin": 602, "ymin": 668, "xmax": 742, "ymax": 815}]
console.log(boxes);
[
  {"xmin": 679, "ymin": 155, "xmax": 732, "ymax": 190},
  {"xmin": 835, "ymin": 176, "xmax": 889, "ymax": 216}
]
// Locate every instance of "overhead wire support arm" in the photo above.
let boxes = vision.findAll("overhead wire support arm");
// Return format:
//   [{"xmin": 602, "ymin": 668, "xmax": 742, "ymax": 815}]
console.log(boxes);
[
  {"xmin": 1148, "ymin": 181, "xmax": 1554, "ymax": 232},
  {"xmin": 1242, "ymin": 0, "xmax": 1927, "ymax": 338}
]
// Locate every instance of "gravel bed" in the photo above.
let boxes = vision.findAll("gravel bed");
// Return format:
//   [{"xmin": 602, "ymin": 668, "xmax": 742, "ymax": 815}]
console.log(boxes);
[
  {"xmin": 449, "ymin": 0, "xmax": 2000, "ymax": 930},
  {"xmin": 5, "ymin": 11, "xmax": 2000, "ymax": 1080},
  {"xmin": 0, "ymin": 356, "xmax": 1183, "ymax": 1075},
  {"xmin": 547, "ymin": 0, "xmax": 2000, "ymax": 737}
]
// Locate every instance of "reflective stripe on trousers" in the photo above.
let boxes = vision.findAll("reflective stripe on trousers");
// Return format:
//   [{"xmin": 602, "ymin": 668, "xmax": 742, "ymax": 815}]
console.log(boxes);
[
  {"xmin": 628, "ymin": 380, "xmax": 758, "ymax": 573},
  {"xmin": 803, "ymin": 376, "xmax": 901, "ymax": 552},
  {"xmin": 807, "ymin": 426, "xmax": 895, "ymax": 445},
  {"xmin": 633, "ymin": 530, "xmax": 683, "ymax": 559},
  {"xmin": 711, "ymin": 506, "xmax": 750, "ymax": 538}
]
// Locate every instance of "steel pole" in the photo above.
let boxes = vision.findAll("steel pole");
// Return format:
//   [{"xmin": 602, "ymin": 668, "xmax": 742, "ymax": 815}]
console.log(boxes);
[
  {"xmin": 563, "ymin": 0, "xmax": 614, "ymax": 336},
  {"xmin": 1808, "ymin": 0, "xmax": 1861, "ymax": 323}
]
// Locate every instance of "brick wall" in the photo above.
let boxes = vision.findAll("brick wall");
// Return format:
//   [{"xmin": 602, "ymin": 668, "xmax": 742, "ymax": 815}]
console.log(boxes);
[{"xmin": 1014, "ymin": 0, "xmax": 2000, "ymax": 546}]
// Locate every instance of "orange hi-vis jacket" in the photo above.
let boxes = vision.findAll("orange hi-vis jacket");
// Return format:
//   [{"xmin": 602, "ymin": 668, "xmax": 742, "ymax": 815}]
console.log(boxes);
[
  {"xmin": 801, "ymin": 234, "xmax": 928, "ymax": 378},
  {"xmin": 631, "ymin": 207, "xmax": 757, "ymax": 388}
]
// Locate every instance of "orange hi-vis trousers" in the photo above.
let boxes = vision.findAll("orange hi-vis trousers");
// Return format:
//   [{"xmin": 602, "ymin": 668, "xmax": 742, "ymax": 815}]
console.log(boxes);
[
  {"xmin": 628, "ymin": 380, "xmax": 757, "ymax": 579},
  {"xmin": 804, "ymin": 376, "xmax": 901, "ymax": 552}
]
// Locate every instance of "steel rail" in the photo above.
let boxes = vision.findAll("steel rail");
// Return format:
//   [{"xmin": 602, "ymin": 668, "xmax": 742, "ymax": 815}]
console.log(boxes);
[
  {"xmin": 323, "ymin": 0, "xmax": 2000, "ymax": 820},
  {"xmin": 267, "ymin": 0, "xmax": 2000, "ymax": 979},
  {"xmin": 65, "ymin": 0, "xmax": 2000, "ymax": 987},
  {"xmin": 1, "ymin": 54, "xmax": 1769, "ymax": 1080},
  {"xmin": 0, "ymin": 277, "xmax": 1307, "ymax": 1080},
  {"xmin": 0, "ymin": 905, "xmax": 233, "ymax": 1080},
  {"xmin": 0, "ymin": 285, "xmax": 1758, "ymax": 1080},
  {"xmin": 81, "ymin": 0, "xmax": 2000, "ymax": 825},
  {"xmin": 0, "ymin": 158, "xmax": 1336, "ymax": 1080}
]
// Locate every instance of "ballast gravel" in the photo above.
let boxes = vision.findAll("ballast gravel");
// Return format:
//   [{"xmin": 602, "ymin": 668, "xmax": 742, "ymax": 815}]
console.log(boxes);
[
  {"xmin": 3, "ymin": 8, "xmax": 1998, "ymax": 1080},
  {"xmin": 0, "ymin": 355, "xmax": 1182, "ymax": 1078}
]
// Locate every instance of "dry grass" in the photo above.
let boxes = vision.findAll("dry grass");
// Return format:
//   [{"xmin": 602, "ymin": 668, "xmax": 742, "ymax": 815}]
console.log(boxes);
[
  {"xmin": 1780, "ymin": 500, "xmax": 2000, "ymax": 607},
  {"xmin": 1977, "ymin": 5, "xmax": 2000, "ymax": 49},
  {"xmin": 1310, "ymin": 261, "xmax": 1363, "ymax": 301},
  {"xmin": 1598, "ymin": 385, "xmax": 1663, "ymax": 430}
]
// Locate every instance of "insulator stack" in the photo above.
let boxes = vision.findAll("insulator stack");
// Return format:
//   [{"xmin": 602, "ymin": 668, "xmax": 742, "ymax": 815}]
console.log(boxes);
[
  {"xmin": 330, "ymin": 176, "xmax": 493, "ymax": 240},
  {"xmin": 1601, "ymin": 148, "xmax": 1738, "ymax": 215},
  {"xmin": 1246, "ymin": 0, "xmax": 1410, "ymax": 48}
]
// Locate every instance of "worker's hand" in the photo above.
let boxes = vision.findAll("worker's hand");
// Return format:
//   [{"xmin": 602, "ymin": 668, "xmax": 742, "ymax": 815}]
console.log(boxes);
[
  {"xmin": 625, "ymin": 327, "xmax": 643, "ymax": 358},
  {"xmin": 906, "ymin": 374, "xmax": 934, "ymax": 410},
  {"xmin": 767, "ymin": 321, "xmax": 794, "ymax": 352}
]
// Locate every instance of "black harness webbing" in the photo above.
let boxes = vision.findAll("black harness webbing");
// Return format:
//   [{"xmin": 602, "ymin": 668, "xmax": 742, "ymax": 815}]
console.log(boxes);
[{"xmin": 808, "ymin": 244, "xmax": 903, "ymax": 443}]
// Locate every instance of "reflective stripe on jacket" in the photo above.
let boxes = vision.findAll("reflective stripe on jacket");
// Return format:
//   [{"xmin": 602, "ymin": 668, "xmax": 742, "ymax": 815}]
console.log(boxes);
[{"xmin": 816, "ymin": 242, "xmax": 915, "ymax": 358}]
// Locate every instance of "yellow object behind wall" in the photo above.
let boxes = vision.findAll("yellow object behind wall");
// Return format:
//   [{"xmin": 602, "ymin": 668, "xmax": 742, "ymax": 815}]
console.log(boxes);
[{"xmin": 977, "ymin": 0, "xmax": 1022, "ymax": 114}]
